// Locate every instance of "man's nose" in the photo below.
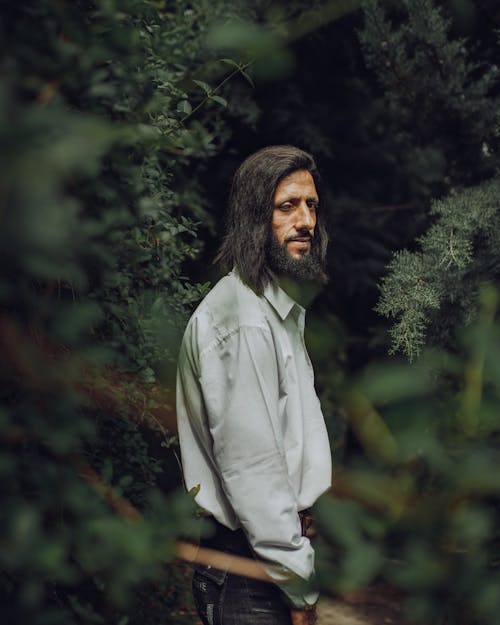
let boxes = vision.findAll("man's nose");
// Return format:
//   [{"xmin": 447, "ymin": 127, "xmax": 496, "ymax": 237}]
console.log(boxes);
[{"xmin": 296, "ymin": 202, "xmax": 315, "ymax": 231}]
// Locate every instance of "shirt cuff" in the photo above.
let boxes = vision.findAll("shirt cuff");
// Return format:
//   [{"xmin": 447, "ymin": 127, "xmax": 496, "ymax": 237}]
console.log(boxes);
[
  {"xmin": 261, "ymin": 562, "xmax": 319, "ymax": 609},
  {"xmin": 278, "ymin": 585, "xmax": 319, "ymax": 609}
]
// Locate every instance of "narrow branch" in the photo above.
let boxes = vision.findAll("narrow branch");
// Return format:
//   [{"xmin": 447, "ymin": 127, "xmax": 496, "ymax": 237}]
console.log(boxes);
[
  {"xmin": 180, "ymin": 61, "xmax": 254, "ymax": 124},
  {"xmin": 449, "ymin": 225, "xmax": 457, "ymax": 264}
]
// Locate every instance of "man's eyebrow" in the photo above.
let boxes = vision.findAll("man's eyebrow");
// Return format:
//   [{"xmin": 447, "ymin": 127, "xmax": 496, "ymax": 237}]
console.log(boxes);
[{"xmin": 276, "ymin": 196, "xmax": 319, "ymax": 204}]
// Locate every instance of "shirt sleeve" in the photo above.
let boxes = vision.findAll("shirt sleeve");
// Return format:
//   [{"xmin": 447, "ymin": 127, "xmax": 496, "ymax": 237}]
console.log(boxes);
[{"xmin": 198, "ymin": 324, "xmax": 317, "ymax": 606}]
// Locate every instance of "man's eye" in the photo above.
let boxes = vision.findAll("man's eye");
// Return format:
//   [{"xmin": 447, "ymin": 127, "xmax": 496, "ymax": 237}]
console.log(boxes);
[
  {"xmin": 308, "ymin": 202, "xmax": 318, "ymax": 210},
  {"xmin": 279, "ymin": 203, "xmax": 293, "ymax": 211}
]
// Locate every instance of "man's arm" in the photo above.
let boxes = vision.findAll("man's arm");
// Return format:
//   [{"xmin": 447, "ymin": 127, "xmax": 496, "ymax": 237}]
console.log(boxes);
[{"xmin": 198, "ymin": 323, "xmax": 317, "ymax": 606}]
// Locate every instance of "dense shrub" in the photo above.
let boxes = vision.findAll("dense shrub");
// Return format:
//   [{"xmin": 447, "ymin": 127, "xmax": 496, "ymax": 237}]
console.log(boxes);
[
  {"xmin": 315, "ymin": 287, "xmax": 500, "ymax": 625},
  {"xmin": 0, "ymin": 1, "xmax": 243, "ymax": 623}
]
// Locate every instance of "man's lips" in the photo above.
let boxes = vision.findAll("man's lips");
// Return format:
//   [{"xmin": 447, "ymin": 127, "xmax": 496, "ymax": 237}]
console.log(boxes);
[{"xmin": 287, "ymin": 237, "xmax": 311, "ymax": 243}]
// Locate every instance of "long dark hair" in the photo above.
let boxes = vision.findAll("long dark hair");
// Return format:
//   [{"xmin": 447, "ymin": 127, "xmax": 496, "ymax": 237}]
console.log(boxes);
[{"xmin": 215, "ymin": 145, "xmax": 328, "ymax": 295}]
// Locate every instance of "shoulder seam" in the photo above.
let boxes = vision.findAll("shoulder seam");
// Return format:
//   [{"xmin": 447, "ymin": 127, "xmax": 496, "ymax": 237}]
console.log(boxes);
[{"xmin": 199, "ymin": 324, "xmax": 271, "ymax": 360}]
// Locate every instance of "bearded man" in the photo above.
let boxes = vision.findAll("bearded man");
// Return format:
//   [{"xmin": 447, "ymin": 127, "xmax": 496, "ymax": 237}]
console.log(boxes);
[{"xmin": 176, "ymin": 145, "xmax": 332, "ymax": 625}]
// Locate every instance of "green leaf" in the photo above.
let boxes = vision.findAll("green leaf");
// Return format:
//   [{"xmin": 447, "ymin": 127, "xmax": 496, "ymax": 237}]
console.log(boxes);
[
  {"xmin": 210, "ymin": 95, "xmax": 227, "ymax": 107},
  {"xmin": 101, "ymin": 459, "xmax": 113, "ymax": 483},
  {"xmin": 176, "ymin": 100, "xmax": 192, "ymax": 115},
  {"xmin": 219, "ymin": 59, "xmax": 255, "ymax": 86},
  {"xmin": 118, "ymin": 475, "xmax": 134, "ymax": 489},
  {"xmin": 193, "ymin": 79, "xmax": 211, "ymax": 94},
  {"xmin": 220, "ymin": 58, "xmax": 240, "ymax": 68},
  {"xmin": 240, "ymin": 69, "xmax": 255, "ymax": 87},
  {"xmin": 188, "ymin": 484, "xmax": 201, "ymax": 497}
]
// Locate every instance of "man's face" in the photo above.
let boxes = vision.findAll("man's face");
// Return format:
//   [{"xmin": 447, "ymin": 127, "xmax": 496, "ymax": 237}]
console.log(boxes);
[
  {"xmin": 266, "ymin": 168, "xmax": 324, "ymax": 282},
  {"xmin": 271, "ymin": 169, "xmax": 318, "ymax": 260}
]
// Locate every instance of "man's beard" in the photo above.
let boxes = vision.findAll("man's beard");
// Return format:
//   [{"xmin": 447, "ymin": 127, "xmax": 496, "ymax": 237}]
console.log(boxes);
[{"xmin": 266, "ymin": 232, "xmax": 325, "ymax": 282}]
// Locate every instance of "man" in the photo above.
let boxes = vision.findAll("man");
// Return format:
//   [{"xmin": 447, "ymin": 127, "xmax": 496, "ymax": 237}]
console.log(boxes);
[{"xmin": 176, "ymin": 145, "xmax": 332, "ymax": 625}]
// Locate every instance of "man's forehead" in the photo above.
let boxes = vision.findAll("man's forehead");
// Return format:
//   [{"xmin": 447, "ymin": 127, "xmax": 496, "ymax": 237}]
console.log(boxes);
[{"xmin": 274, "ymin": 170, "xmax": 318, "ymax": 199}]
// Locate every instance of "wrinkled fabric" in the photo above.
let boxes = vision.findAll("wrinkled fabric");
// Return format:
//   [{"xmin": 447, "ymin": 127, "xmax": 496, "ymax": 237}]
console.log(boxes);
[{"xmin": 176, "ymin": 270, "xmax": 332, "ymax": 607}]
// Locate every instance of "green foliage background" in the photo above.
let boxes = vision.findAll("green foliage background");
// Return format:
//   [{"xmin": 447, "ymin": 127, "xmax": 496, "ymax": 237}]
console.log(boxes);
[
  {"xmin": 1, "ymin": 1, "xmax": 499, "ymax": 624},
  {"xmin": 1, "ymin": 1, "xmax": 241, "ymax": 623}
]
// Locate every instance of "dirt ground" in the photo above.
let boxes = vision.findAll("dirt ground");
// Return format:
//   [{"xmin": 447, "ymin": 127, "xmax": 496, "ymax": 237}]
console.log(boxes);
[{"xmin": 317, "ymin": 586, "xmax": 412, "ymax": 625}]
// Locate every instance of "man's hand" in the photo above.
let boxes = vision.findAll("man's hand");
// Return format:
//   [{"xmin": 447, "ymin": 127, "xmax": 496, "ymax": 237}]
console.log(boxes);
[{"xmin": 291, "ymin": 606, "xmax": 317, "ymax": 625}]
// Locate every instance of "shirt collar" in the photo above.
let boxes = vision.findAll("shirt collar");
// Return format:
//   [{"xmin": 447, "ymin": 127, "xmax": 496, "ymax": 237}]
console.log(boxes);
[{"xmin": 263, "ymin": 279, "xmax": 301, "ymax": 321}]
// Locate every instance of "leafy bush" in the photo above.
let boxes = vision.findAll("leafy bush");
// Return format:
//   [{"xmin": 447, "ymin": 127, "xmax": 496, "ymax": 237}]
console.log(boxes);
[
  {"xmin": 0, "ymin": 1, "xmax": 243, "ymax": 623},
  {"xmin": 316, "ymin": 287, "xmax": 500, "ymax": 625}
]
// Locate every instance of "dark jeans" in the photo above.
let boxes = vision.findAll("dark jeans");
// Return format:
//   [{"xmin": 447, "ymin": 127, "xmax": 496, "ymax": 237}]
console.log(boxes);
[{"xmin": 191, "ymin": 520, "xmax": 292, "ymax": 625}]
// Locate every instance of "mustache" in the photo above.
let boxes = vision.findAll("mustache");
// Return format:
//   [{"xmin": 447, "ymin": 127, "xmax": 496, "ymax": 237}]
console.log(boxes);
[{"xmin": 285, "ymin": 233, "xmax": 313, "ymax": 243}]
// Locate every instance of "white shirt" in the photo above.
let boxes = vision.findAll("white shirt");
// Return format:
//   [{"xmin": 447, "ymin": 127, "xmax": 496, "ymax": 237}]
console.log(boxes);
[{"xmin": 176, "ymin": 270, "xmax": 332, "ymax": 604}]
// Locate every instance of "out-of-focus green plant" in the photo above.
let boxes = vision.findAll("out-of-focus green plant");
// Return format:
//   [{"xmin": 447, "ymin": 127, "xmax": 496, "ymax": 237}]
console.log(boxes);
[
  {"xmin": 315, "ymin": 286, "xmax": 500, "ymax": 625},
  {"xmin": 0, "ymin": 1, "xmax": 248, "ymax": 623}
]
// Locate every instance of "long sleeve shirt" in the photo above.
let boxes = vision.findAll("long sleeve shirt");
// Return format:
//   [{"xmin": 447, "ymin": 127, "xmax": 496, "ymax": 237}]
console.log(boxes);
[{"xmin": 176, "ymin": 270, "xmax": 332, "ymax": 606}]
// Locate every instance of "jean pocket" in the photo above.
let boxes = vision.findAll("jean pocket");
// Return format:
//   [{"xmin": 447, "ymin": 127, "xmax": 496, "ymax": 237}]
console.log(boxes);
[{"xmin": 191, "ymin": 562, "xmax": 228, "ymax": 586}]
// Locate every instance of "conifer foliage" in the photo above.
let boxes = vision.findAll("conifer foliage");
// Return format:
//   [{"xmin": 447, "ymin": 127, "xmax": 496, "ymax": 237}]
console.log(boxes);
[
  {"xmin": 359, "ymin": 0, "xmax": 500, "ymax": 359},
  {"xmin": 359, "ymin": 0, "xmax": 499, "ymax": 190},
  {"xmin": 377, "ymin": 177, "xmax": 500, "ymax": 360}
]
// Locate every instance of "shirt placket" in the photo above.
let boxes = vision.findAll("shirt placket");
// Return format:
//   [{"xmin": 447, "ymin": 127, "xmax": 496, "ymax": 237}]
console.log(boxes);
[{"xmin": 294, "ymin": 307, "xmax": 314, "ymax": 380}]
